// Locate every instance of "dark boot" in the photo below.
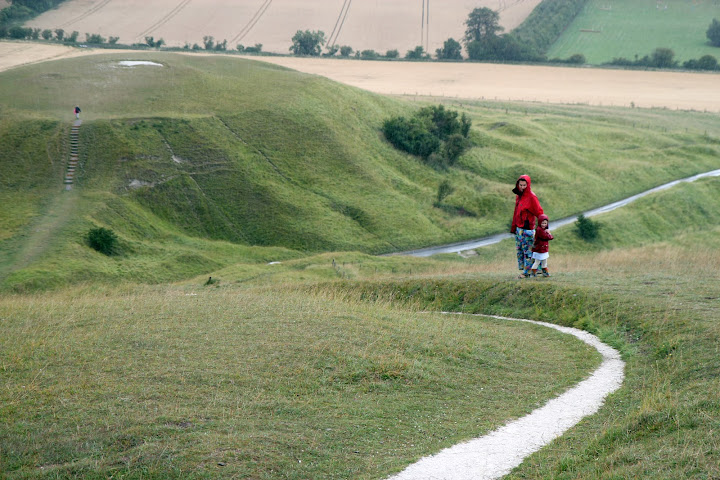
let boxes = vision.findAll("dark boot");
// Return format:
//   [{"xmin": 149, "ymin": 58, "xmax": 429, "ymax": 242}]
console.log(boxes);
[{"xmin": 542, "ymin": 268, "xmax": 551, "ymax": 277}]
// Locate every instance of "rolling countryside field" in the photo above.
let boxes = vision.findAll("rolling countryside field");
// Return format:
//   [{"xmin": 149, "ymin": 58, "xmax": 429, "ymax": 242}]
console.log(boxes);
[
  {"xmin": 1, "ymin": 0, "xmax": 720, "ymax": 476},
  {"xmin": 547, "ymin": 0, "xmax": 720, "ymax": 63}
]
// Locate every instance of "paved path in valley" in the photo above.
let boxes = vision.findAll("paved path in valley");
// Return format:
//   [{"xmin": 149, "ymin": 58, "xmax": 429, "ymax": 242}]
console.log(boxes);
[
  {"xmin": 387, "ymin": 313, "xmax": 625, "ymax": 480},
  {"xmin": 392, "ymin": 168, "xmax": 720, "ymax": 257}
]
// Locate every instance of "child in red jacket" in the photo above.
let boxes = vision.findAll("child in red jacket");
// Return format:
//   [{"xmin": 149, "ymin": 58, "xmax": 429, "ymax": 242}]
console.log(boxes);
[{"xmin": 531, "ymin": 214, "xmax": 553, "ymax": 277}]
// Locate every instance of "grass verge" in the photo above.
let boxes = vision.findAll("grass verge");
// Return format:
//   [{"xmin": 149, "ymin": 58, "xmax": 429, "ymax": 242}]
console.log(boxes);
[{"xmin": 0, "ymin": 286, "xmax": 599, "ymax": 479}]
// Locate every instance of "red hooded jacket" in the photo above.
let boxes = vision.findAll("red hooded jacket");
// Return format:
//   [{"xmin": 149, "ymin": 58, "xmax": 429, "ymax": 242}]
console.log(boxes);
[
  {"xmin": 511, "ymin": 175, "xmax": 543, "ymax": 232},
  {"xmin": 532, "ymin": 214, "xmax": 553, "ymax": 253}
]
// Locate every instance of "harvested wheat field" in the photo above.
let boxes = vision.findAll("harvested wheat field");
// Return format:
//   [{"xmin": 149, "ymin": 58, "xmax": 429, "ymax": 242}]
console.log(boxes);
[
  {"xmin": 259, "ymin": 56, "xmax": 720, "ymax": 112},
  {"xmin": 26, "ymin": 0, "xmax": 540, "ymax": 54},
  {"xmin": 0, "ymin": 41, "xmax": 90, "ymax": 71},
  {"xmin": 2, "ymin": 42, "xmax": 719, "ymax": 112}
]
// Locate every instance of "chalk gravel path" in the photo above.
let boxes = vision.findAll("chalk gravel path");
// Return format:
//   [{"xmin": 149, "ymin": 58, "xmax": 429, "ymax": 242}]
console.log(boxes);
[{"xmin": 387, "ymin": 313, "xmax": 625, "ymax": 480}]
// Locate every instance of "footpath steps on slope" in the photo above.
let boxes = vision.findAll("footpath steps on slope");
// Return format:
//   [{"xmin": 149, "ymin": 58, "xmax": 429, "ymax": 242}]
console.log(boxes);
[{"xmin": 64, "ymin": 119, "xmax": 81, "ymax": 190}]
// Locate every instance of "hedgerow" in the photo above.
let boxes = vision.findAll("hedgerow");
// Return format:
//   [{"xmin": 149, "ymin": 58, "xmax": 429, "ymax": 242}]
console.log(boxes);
[{"xmin": 512, "ymin": 0, "xmax": 589, "ymax": 55}]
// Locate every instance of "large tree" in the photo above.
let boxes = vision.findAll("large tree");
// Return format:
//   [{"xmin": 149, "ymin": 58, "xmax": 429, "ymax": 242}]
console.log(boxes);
[
  {"xmin": 708, "ymin": 18, "xmax": 720, "ymax": 47},
  {"xmin": 436, "ymin": 38, "xmax": 463, "ymax": 60},
  {"xmin": 650, "ymin": 47, "xmax": 676, "ymax": 68},
  {"xmin": 464, "ymin": 7, "xmax": 503, "ymax": 45},
  {"xmin": 290, "ymin": 30, "xmax": 325, "ymax": 56}
]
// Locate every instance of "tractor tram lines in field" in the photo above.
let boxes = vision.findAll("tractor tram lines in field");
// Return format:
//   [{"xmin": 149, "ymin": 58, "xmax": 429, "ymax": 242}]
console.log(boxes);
[
  {"xmin": 231, "ymin": 0, "xmax": 273, "ymax": 45},
  {"xmin": 135, "ymin": 0, "xmax": 193, "ymax": 41},
  {"xmin": 59, "ymin": 0, "xmax": 113, "ymax": 29}
]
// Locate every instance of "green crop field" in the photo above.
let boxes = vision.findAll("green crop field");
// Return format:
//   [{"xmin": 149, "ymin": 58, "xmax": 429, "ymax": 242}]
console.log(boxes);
[
  {"xmin": 546, "ymin": 0, "xmax": 720, "ymax": 64},
  {"xmin": 1, "ymin": 50, "xmax": 720, "ymax": 478}
]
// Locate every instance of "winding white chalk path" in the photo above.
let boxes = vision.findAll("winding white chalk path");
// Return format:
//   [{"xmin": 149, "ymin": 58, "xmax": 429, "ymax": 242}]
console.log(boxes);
[{"xmin": 387, "ymin": 313, "xmax": 625, "ymax": 480}]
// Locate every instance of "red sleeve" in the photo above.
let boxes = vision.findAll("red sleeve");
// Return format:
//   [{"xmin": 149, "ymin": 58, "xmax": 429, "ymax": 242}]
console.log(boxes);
[
  {"xmin": 530, "ymin": 195, "xmax": 544, "ymax": 218},
  {"xmin": 537, "ymin": 229, "xmax": 553, "ymax": 240}
]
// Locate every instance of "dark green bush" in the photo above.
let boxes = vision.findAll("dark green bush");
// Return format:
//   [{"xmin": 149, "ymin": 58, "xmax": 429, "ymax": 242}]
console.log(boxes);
[
  {"xmin": 9, "ymin": 25, "xmax": 30, "ymax": 39},
  {"xmin": 550, "ymin": 53, "xmax": 586, "ymax": 64},
  {"xmin": 436, "ymin": 38, "xmax": 463, "ymax": 60},
  {"xmin": 244, "ymin": 43, "xmax": 263, "ymax": 53},
  {"xmin": 682, "ymin": 55, "xmax": 718, "ymax": 71},
  {"xmin": 382, "ymin": 105, "xmax": 473, "ymax": 166},
  {"xmin": 575, "ymin": 214, "xmax": 599, "ymax": 241},
  {"xmin": 443, "ymin": 134, "xmax": 470, "ymax": 163},
  {"xmin": 436, "ymin": 180, "xmax": 454, "ymax": 204},
  {"xmin": 86, "ymin": 227, "xmax": 119, "ymax": 255},
  {"xmin": 382, "ymin": 116, "xmax": 439, "ymax": 158},
  {"xmin": 85, "ymin": 33, "xmax": 105, "ymax": 44},
  {"xmin": 360, "ymin": 49, "xmax": 379, "ymax": 59},
  {"xmin": 606, "ymin": 48, "xmax": 678, "ymax": 69},
  {"xmin": 405, "ymin": 46, "xmax": 429, "ymax": 60},
  {"xmin": 290, "ymin": 30, "xmax": 325, "ymax": 56}
]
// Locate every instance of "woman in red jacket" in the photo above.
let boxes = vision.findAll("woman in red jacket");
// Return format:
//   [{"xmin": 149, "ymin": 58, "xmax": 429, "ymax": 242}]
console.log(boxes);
[{"xmin": 511, "ymin": 174, "xmax": 544, "ymax": 278}]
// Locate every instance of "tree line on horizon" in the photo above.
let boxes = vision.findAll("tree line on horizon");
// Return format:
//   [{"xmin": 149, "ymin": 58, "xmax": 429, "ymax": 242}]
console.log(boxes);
[
  {"xmin": 2, "ymin": 0, "xmax": 719, "ymax": 71},
  {"xmin": 289, "ymin": 6, "xmax": 720, "ymax": 71}
]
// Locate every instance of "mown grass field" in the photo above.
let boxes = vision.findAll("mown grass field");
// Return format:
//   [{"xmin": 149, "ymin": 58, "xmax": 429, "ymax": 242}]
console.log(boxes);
[
  {"xmin": 547, "ymin": 0, "xmax": 720, "ymax": 64},
  {"xmin": 1, "ymin": 51, "xmax": 720, "ymax": 478}
]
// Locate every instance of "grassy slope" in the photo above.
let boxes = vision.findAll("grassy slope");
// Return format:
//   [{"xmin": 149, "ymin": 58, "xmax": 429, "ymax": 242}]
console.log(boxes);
[
  {"xmin": 547, "ymin": 0, "xmax": 720, "ymax": 64},
  {"xmin": 0, "ymin": 50, "xmax": 719, "ymax": 479},
  {"xmin": 317, "ymin": 177, "xmax": 720, "ymax": 479},
  {"xmin": 1, "ymin": 175, "xmax": 718, "ymax": 478},
  {"xmin": 0, "ymin": 286, "xmax": 601, "ymax": 479},
  {"xmin": 2, "ymin": 51, "xmax": 720, "ymax": 291}
]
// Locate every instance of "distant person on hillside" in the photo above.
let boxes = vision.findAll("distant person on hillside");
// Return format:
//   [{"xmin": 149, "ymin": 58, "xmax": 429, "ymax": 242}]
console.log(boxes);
[
  {"xmin": 530, "ymin": 214, "xmax": 553, "ymax": 277},
  {"xmin": 511, "ymin": 174, "xmax": 544, "ymax": 278},
  {"xmin": 74, "ymin": 105, "xmax": 81, "ymax": 119}
]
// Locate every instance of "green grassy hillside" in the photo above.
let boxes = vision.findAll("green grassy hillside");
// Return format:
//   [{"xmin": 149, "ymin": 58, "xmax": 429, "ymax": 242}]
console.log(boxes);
[
  {"xmin": 2, "ymin": 49, "xmax": 720, "ymax": 480},
  {"xmin": 2, "ymin": 172, "xmax": 718, "ymax": 478},
  {"xmin": 547, "ymin": 0, "xmax": 720, "ymax": 64},
  {"xmin": 327, "ymin": 175, "xmax": 720, "ymax": 479},
  {"xmin": 1, "ymin": 52, "xmax": 720, "ymax": 292}
]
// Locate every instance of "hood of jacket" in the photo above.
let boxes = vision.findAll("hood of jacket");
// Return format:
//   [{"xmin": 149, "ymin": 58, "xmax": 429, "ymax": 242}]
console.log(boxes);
[
  {"xmin": 512, "ymin": 174, "xmax": 532, "ymax": 196},
  {"xmin": 537, "ymin": 213, "xmax": 549, "ymax": 227}
]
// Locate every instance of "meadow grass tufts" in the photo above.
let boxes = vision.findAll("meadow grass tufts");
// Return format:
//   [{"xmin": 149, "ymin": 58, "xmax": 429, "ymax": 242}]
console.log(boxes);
[{"xmin": 0, "ymin": 286, "xmax": 599, "ymax": 479}]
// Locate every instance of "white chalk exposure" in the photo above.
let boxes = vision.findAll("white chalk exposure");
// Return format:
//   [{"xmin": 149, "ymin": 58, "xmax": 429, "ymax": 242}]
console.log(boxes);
[
  {"xmin": 118, "ymin": 61, "xmax": 163, "ymax": 67},
  {"xmin": 387, "ymin": 314, "xmax": 625, "ymax": 480}
]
